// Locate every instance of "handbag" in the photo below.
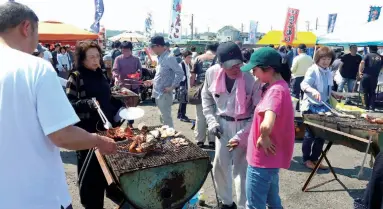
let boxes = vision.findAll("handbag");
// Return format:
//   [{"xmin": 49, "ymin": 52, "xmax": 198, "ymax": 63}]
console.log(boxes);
[{"xmin": 188, "ymin": 83, "xmax": 203, "ymax": 105}]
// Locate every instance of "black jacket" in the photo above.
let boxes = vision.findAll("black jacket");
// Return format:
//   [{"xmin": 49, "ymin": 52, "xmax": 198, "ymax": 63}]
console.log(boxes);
[{"xmin": 66, "ymin": 67, "xmax": 124, "ymax": 133}]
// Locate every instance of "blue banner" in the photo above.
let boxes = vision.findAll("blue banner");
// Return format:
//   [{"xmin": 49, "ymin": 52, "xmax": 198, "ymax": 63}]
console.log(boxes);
[
  {"xmin": 368, "ymin": 6, "xmax": 381, "ymax": 22},
  {"xmin": 90, "ymin": 0, "xmax": 104, "ymax": 33},
  {"xmin": 145, "ymin": 12, "xmax": 153, "ymax": 38},
  {"xmin": 327, "ymin": 13, "xmax": 337, "ymax": 33},
  {"xmin": 248, "ymin": 21, "xmax": 258, "ymax": 44}
]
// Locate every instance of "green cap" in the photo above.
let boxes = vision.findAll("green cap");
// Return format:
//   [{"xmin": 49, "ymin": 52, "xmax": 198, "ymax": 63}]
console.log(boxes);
[{"xmin": 240, "ymin": 47, "xmax": 282, "ymax": 72}]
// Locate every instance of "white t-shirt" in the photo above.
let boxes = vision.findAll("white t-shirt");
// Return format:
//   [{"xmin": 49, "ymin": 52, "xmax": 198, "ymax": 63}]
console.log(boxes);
[
  {"xmin": 43, "ymin": 50, "xmax": 53, "ymax": 61},
  {"xmin": 0, "ymin": 45, "xmax": 80, "ymax": 209}
]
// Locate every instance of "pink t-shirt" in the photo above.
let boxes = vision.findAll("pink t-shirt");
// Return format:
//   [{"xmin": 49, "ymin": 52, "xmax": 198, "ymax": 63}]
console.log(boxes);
[{"xmin": 246, "ymin": 80, "xmax": 295, "ymax": 169}]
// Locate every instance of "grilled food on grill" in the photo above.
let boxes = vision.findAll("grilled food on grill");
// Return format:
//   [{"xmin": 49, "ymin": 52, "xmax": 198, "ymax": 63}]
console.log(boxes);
[
  {"xmin": 171, "ymin": 138, "xmax": 189, "ymax": 147},
  {"xmin": 361, "ymin": 114, "xmax": 383, "ymax": 124}
]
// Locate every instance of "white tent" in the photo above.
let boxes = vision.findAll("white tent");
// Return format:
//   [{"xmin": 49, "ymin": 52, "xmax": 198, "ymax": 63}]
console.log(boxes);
[
  {"xmin": 317, "ymin": 19, "xmax": 383, "ymax": 46},
  {"xmin": 109, "ymin": 32, "xmax": 147, "ymax": 43}
]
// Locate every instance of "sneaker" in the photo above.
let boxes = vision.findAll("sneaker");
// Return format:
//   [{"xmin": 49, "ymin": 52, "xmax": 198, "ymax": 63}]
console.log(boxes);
[
  {"xmin": 220, "ymin": 202, "xmax": 237, "ymax": 209},
  {"xmin": 179, "ymin": 117, "xmax": 191, "ymax": 122},
  {"xmin": 208, "ymin": 142, "xmax": 215, "ymax": 149},
  {"xmin": 197, "ymin": 142, "xmax": 204, "ymax": 148}
]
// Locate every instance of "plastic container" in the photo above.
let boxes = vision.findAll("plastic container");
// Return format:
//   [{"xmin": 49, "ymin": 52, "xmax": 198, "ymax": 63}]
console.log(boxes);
[{"xmin": 182, "ymin": 193, "xmax": 199, "ymax": 209}]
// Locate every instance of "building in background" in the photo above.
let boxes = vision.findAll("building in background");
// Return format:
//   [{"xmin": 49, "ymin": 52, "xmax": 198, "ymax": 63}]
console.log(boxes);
[
  {"xmin": 199, "ymin": 32, "xmax": 217, "ymax": 41},
  {"xmin": 217, "ymin": 26, "xmax": 241, "ymax": 42}
]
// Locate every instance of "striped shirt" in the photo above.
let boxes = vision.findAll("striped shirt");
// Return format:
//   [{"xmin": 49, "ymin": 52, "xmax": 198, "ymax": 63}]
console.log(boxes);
[{"xmin": 152, "ymin": 51, "xmax": 184, "ymax": 99}]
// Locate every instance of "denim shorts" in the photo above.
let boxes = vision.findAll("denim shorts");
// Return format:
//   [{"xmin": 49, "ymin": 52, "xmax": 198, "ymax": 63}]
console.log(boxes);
[{"xmin": 246, "ymin": 166, "xmax": 283, "ymax": 209}]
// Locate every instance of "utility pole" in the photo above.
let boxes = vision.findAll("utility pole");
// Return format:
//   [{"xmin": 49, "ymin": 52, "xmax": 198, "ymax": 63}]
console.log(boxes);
[
  {"xmin": 305, "ymin": 21, "xmax": 310, "ymax": 31},
  {"xmin": 316, "ymin": 17, "xmax": 318, "ymax": 30},
  {"xmin": 190, "ymin": 14, "xmax": 194, "ymax": 40},
  {"xmin": 241, "ymin": 23, "xmax": 244, "ymax": 32}
]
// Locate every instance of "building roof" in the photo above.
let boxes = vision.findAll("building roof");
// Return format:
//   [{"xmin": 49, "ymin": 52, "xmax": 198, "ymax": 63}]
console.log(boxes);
[{"xmin": 217, "ymin": 25, "xmax": 240, "ymax": 33}]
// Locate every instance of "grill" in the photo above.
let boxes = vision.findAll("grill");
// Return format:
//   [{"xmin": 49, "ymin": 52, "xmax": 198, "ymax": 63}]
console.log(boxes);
[
  {"xmin": 301, "ymin": 114, "xmax": 383, "ymax": 192},
  {"xmin": 99, "ymin": 127, "xmax": 210, "ymax": 178},
  {"xmin": 97, "ymin": 126, "xmax": 211, "ymax": 209},
  {"xmin": 304, "ymin": 114, "xmax": 383, "ymax": 131}
]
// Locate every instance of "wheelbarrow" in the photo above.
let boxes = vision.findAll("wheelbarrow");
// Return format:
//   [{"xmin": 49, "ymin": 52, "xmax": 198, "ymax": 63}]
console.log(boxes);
[{"xmin": 95, "ymin": 130, "xmax": 212, "ymax": 209}]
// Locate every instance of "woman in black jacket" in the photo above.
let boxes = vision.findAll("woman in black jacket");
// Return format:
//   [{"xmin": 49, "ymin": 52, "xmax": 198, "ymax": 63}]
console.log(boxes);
[{"xmin": 65, "ymin": 41, "xmax": 124, "ymax": 209}]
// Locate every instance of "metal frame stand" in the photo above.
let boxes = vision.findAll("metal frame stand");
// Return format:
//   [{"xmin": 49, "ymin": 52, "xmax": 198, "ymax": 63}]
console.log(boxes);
[
  {"xmin": 301, "ymin": 121, "xmax": 377, "ymax": 192},
  {"xmin": 301, "ymin": 141, "xmax": 338, "ymax": 192}
]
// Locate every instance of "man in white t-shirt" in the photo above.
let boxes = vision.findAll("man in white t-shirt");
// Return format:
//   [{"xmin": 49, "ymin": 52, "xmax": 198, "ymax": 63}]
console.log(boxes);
[
  {"xmin": 0, "ymin": 2, "xmax": 117, "ymax": 209},
  {"xmin": 43, "ymin": 43, "xmax": 53, "ymax": 63}
]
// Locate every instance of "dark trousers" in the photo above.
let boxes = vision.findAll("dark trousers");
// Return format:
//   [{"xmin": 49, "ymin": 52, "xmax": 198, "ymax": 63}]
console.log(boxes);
[
  {"xmin": 302, "ymin": 127, "xmax": 325, "ymax": 162},
  {"xmin": 290, "ymin": 77, "xmax": 304, "ymax": 110},
  {"xmin": 361, "ymin": 75, "xmax": 378, "ymax": 110},
  {"xmin": 178, "ymin": 103, "xmax": 187, "ymax": 118},
  {"xmin": 363, "ymin": 152, "xmax": 383, "ymax": 209},
  {"xmin": 60, "ymin": 205, "xmax": 73, "ymax": 209},
  {"xmin": 77, "ymin": 150, "xmax": 124, "ymax": 209},
  {"xmin": 302, "ymin": 110, "xmax": 325, "ymax": 162}
]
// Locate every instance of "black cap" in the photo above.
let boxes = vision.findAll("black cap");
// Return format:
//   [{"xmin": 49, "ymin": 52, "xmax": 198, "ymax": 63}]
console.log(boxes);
[
  {"xmin": 121, "ymin": 41, "xmax": 133, "ymax": 49},
  {"xmin": 150, "ymin": 36, "xmax": 166, "ymax": 47},
  {"xmin": 298, "ymin": 44, "xmax": 307, "ymax": 50},
  {"xmin": 217, "ymin": 42, "xmax": 243, "ymax": 69}
]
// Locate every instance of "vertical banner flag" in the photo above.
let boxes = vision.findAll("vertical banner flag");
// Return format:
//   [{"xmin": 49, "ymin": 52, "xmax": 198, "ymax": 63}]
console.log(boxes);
[
  {"xmin": 282, "ymin": 8, "xmax": 300, "ymax": 44},
  {"xmin": 145, "ymin": 12, "xmax": 153, "ymax": 39},
  {"xmin": 169, "ymin": 0, "xmax": 182, "ymax": 42},
  {"xmin": 98, "ymin": 26, "xmax": 106, "ymax": 49},
  {"xmin": 9, "ymin": 0, "xmax": 15, "ymax": 2},
  {"xmin": 327, "ymin": 13, "xmax": 337, "ymax": 33},
  {"xmin": 368, "ymin": 6, "xmax": 382, "ymax": 22},
  {"xmin": 90, "ymin": 0, "xmax": 104, "ymax": 33},
  {"xmin": 248, "ymin": 21, "xmax": 258, "ymax": 44}
]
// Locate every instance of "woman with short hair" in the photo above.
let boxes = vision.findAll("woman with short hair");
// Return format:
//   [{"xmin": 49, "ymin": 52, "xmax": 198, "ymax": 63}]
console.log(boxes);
[{"xmin": 300, "ymin": 46, "xmax": 336, "ymax": 170}]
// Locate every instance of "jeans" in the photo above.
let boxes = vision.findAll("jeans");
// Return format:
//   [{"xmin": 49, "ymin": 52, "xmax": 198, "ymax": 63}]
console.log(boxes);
[
  {"xmin": 338, "ymin": 78, "xmax": 356, "ymax": 102},
  {"xmin": 246, "ymin": 166, "xmax": 282, "ymax": 209},
  {"xmin": 177, "ymin": 103, "xmax": 187, "ymax": 118},
  {"xmin": 290, "ymin": 77, "xmax": 304, "ymax": 110},
  {"xmin": 302, "ymin": 109, "xmax": 326, "ymax": 162},
  {"xmin": 361, "ymin": 75, "xmax": 378, "ymax": 110}
]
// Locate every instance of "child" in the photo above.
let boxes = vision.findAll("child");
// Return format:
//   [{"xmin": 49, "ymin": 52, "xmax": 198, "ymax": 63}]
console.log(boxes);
[{"xmin": 230, "ymin": 47, "xmax": 295, "ymax": 208}]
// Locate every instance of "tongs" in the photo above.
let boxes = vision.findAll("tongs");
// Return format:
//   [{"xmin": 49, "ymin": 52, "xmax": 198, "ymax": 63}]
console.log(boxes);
[
  {"xmin": 92, "ymin": 98, "xmax": 113, "ymax": 129},
  {"xmin": 321, "ymin": 101, "xmax": 355, "ymax": 119}
]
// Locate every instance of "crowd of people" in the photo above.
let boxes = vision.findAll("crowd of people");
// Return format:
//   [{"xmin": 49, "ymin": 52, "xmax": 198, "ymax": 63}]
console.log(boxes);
[{"xmin": 0, "ymin": 1, "xmax": 382, "ymax": 209}]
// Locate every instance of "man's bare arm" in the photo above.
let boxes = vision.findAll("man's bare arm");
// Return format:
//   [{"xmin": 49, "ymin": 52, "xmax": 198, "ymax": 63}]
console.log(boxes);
[{"xmin": 48, "ymin": 126, "xmax": 100, "ymax": 150}]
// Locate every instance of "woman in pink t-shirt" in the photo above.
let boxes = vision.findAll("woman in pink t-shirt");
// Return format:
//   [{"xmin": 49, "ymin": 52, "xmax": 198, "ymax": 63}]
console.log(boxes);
[{"xmin": 235, "ymin": 47, "xmax": 295, "ymax": 209}]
